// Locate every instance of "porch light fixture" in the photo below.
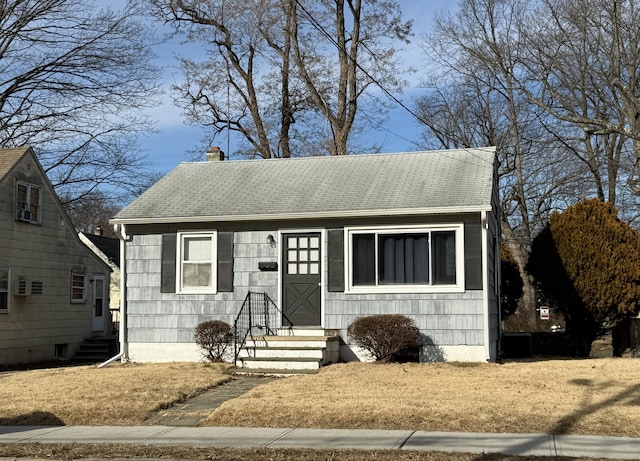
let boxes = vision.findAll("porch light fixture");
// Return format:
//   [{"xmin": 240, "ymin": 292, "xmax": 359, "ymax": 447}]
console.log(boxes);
[{"xmin": 267, "ymin": 234, "xmax": 277, "ymax": 247}]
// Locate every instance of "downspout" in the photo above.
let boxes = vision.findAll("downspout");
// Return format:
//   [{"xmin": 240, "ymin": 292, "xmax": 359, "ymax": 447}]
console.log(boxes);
[
  {"xmin": 481, "ymin": 211, "xmax": 491, "ymax": 362},
  {"xmin": 98, "ymin": 223, "xmax": 128, "ymax": 368}
]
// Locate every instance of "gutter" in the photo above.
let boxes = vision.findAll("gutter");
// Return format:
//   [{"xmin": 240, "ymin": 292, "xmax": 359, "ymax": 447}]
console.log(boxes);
[
  {"xmin": 98, "ymin": 223, "xmax": 129, "ymax": 368},
  {"xmin": 110, "ymin": 205, "xmax": 495, "ymax": 226}
]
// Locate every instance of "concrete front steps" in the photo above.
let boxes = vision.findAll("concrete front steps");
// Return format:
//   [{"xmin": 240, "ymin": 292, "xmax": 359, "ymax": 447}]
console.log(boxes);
[
  {"xmin": 71, "ymin": 337, "xmax": 118, "ymax": 363},
  {"xmin": 234, "ymin": 328, "xmax": 340, "ymax": 375}
]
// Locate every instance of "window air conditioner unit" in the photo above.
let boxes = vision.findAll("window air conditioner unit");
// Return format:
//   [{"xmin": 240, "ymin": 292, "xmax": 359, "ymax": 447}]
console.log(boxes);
[
  {"xmin": 14, "ymin": 279, "xmax": 30, "ymax": 296},
  {"xmin": 17, "ymin": 209, "xmax": 31, "ymax": 222}
]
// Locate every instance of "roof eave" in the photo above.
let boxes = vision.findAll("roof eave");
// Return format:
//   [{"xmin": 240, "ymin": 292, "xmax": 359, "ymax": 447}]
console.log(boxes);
[{"xmin": 110, "ymin": 205, "xmax": 494, "ymax": 226}]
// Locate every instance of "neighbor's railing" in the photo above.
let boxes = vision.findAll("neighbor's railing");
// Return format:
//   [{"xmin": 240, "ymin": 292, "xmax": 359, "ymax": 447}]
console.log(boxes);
[{"xmin": 233, "ymin": 291, "xmax": 293, "ymax": 362}]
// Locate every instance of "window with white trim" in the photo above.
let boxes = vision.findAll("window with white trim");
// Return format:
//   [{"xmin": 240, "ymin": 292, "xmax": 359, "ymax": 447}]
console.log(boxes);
[
  {"xmin": 178, "ymin": 232, "xmax": 217, "ymax": 293},
  {"xmin": 71, "ymin": 273, "xmax": 87, "ymax": 303},
  {"xmin": 347, "ymin": 225, "xmax": 465, "ymax": 293},
  {"xmin": 0, "ymin": 269, "xmax": 9, "ymax": 313},
  {"xmin": 16, "ymin": 181, "xmax": 42, "ymax": 224}
]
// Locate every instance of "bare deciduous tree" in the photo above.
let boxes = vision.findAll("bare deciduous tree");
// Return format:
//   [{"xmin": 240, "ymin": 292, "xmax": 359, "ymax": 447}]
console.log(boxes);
[
  {"xmin": 417, "ymin": 0, "xmax": 640, "ymax": 328},
  {"xmin": 150, "ymin": 0, "xmax": 411, "ymax": 158},
  {"xmin": 62, "ymin": 191, "xmax": 121, "ymax": 237},
  {"xmin": 0, "ymin": 0, "xmax": 161, "ymax": 202},
  {"xmin": 520, "ymin": 0, "xmax": 640, "ymax": 194},
  {"xmin": 417, "ymin": 0, "xmax": 557, "ymax": 328}
]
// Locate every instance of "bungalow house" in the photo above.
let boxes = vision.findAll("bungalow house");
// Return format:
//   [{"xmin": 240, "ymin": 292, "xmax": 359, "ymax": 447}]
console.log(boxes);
[
  {"xmin": 0, "ymin": 146, "xmax": 112, "ymax": 365},
  {"xmin": 111, "ymin": 147, "xmax": 501, "ymax": 369}
]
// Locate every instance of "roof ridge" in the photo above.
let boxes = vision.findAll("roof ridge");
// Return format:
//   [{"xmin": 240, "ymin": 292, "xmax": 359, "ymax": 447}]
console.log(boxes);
[{"xmin": 179, "ymin": 147, "xmax": 496, "ymax": 166}]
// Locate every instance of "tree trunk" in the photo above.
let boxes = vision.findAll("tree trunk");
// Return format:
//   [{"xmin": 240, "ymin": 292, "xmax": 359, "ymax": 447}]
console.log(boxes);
[{"xmin": 502, "ymin": 222, "xmax": 537, "ymax": 330}]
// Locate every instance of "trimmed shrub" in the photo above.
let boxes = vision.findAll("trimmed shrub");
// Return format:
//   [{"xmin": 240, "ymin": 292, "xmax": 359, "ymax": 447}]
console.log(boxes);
[
  {"xmin": 347, "ymin": 314, "xmax": 420, "ymax": 362},
  {"xmin": 194, "ymin": 320, "xmax": 234, "ymax": 363}
]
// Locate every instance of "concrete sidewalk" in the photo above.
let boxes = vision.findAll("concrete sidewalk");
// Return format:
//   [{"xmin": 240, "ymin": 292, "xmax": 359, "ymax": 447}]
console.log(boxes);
[{"xmin": 1, "ymin": 426, "xmax": 640, "ymax": 459}]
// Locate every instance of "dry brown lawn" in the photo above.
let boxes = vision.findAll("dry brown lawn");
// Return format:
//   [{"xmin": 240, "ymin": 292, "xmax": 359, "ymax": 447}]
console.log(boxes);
[
  {"xmin": 201, "ymin": 359, "xmax": 640, "ymax": 438},
  {"xmin": 1, "ymin": 359, "xmax": 639, "ymax": 438},
  {"xmin": 1, "ymin": 359, "xmax": 638, "ymax": 461},
  {"xmin": 0, "ymin": 362, "xmax": 229, "ymax": 425},
  {"xmin": 0, "ymin": 443, "xmax": 616, "ymax": 461}
]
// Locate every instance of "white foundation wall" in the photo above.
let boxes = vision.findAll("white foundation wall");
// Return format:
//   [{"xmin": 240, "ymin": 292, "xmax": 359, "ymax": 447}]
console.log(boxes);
[
  {"xmin": 341, "ymin": 344, "xmax": 487, "ymax": 363},
  {"xmin": 127, "ymin": 342, "xmax": 202, "ymax": 363}
]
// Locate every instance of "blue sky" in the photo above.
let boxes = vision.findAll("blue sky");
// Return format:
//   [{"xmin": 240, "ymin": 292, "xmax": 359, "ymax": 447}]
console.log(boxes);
[{"xmin": 141, "ymin": 1, "xmax": 456, "ymax": 173}]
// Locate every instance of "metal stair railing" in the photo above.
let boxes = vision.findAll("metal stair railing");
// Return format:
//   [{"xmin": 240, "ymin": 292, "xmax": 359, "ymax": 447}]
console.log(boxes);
[{"xmin": 233, "ymin": 291, "xmax": 293, "ymax": 362}]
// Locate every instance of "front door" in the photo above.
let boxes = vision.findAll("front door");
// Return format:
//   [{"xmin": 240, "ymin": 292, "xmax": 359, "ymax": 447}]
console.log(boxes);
[
  {"xmin": 92, "ymin": 275, "xmax": 106, "ymax": 333},
  {"xmin": 283, "ymin": 233, "xmax": 321, "ymax": 326}
]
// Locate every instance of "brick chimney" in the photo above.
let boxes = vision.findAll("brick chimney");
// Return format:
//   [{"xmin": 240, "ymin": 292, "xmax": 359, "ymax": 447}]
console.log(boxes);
[{"xmin": 206, "ymin": 146, "xmax": 224, "ymax": 162}]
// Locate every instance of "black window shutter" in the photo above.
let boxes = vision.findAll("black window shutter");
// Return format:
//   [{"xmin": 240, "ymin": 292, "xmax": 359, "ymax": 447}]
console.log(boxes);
[
  {"xmin": 327, "ymin": 228, "xmax": 345, "ymax": 292},
  {"xmin": 217, "ymin": 231, "xmax": 234, "ymax": 292},
  {"xmin": 161, "ymin": 233, "xmax": 176, "ymax": 293},
  {"xmin": 464, "ymin": 221, "xmax": 483, "ymax": 290}
]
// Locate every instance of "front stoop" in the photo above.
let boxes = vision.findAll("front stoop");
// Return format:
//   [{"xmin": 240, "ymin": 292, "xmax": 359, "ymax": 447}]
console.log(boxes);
[
  {"xmin": 71, "ymin": 336, "xmax": 118, "ymax": 363},
  {"xmin": 235, "ymin": 329, "xmax": 340, "ymax": 375}
]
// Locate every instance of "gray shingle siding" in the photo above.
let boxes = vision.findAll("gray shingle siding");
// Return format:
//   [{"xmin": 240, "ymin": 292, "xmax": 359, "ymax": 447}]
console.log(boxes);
[
  {"xmin": 125, "ymin": 231, "xmax": 280, "ymax": 344},
  {"xmin": 325, "ymin": 291, "xmax": 484, "ymax": 347},
  {"xmin": 126, "ymin": 228, "xmax": 486, "ymax": 350}
]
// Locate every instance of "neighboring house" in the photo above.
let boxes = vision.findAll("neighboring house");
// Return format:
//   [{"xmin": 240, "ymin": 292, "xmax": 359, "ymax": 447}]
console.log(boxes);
[
  {"xmin": 79, "ymin": 230, "xmax": 121, "ymax": 334},
  {"xmin": 0, "ymin": 146, "xmax": 112, "ymax": 365},
  {"xmin": 111, "ymin": 147, "xmax": 501, "ymax": 366}
]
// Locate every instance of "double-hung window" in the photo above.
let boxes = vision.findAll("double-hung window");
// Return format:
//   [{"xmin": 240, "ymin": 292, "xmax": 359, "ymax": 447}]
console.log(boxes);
[
  {"xmin": 178, "ymin": 232, "xmax": 217, "ymax": 293},
  {"xmin": 71, "ymin": 273, "xmax": 87, "ymax": 303},
  {"xmin": 347, "ymin": 225, "xmax": 464, "ymax": 293},
  {"xmin": 0, "ymin": 269, "xmax": 9, "ymax": 313},
  {"xmin": 16, "ymin": 181, "xmax": 41, "ymax": 224}
]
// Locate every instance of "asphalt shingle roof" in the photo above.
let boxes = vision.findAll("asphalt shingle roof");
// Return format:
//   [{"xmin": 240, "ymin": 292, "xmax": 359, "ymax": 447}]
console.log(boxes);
[
  {"xmin": 113, "ymin": 148, "xmax": 496, "ymax": 224},
  {"xmin": 0, "ymin": 147, "xmax": 30, "ymax": 181}
]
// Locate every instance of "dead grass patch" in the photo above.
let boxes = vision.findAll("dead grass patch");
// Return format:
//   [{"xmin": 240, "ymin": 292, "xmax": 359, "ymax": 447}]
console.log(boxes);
[
  {"xmin": 201, "ymin": 359, "xmax": 640, "ymax": 438},
  {"xmin": 0, "ymin": 443, "xmax": 615, "ymax": 461},
  {"xmin": 0, "ymin": 362, "xmax": 229, "ymax": 425}
]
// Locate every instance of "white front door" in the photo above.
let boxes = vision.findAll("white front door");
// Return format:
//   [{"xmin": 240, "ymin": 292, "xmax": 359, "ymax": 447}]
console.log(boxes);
[{"xmin": 91, "ymin": 275, "xmax": 106, "ymax": 333}]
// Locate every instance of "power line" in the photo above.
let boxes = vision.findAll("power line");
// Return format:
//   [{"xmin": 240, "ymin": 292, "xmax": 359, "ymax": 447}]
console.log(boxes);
[{"xmin": 293, "ymin": 0, "xmax": 495, "ymax": 165}]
